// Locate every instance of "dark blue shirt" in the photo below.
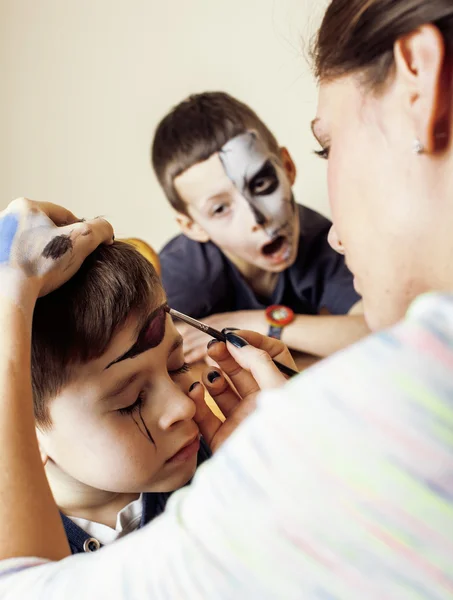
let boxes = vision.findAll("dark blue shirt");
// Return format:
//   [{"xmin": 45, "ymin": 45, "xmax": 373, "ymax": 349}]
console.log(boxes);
[{"xmin": 160, "ymin": 205, "xmax": 359, "ymax": 317}]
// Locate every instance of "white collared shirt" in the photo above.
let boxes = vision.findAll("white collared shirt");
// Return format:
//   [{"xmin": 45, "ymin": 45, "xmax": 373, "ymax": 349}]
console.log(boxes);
[{"xmin": 68, "ymin": 494, "xmax": 143, "ymax": 545}]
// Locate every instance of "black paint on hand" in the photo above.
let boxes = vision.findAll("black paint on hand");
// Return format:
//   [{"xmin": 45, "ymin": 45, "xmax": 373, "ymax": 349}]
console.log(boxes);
[{"xmin": 42, "ymin": 235, "xmax": 73, "ymax": 260}]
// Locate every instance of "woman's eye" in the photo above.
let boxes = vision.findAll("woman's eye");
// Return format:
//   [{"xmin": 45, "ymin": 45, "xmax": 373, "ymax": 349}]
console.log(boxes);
[
  {"xmin": 169, "ymin": 362, "xmax": 191, "ymax": 376},
  {"xmin": 118, "ymin": 392, "xmax": 145, "ymax": 416},
  {"xmin": 314, "ymin": 147, "xmax": 330, "ymax": 160}
]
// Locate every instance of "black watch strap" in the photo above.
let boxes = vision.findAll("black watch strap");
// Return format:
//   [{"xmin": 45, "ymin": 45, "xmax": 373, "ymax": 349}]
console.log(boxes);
[{"xmin": 268, "ymin": 325, "xmax": 282, "ymax": 339}]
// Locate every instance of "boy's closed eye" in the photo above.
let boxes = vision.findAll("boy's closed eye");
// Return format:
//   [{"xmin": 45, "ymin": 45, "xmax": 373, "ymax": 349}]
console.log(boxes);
[
  {"xmin": 103, "ymin": 333, "xmax": 186, "ymax": 403},
  {"xmin": 117, "ymin": 362, "xmax": 191, "ymax": 416}
]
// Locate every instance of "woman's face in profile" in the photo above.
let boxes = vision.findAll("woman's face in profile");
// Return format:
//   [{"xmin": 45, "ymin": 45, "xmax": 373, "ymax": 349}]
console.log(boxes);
[{"xmin": 313, "ymin": 74, "xmax": 432, "ymax": 331}]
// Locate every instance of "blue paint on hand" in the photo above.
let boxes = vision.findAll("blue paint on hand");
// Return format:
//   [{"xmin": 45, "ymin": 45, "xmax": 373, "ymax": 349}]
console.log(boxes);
[{"xmin": 0, "ymin": 213, "xmax": 19, "ymax": 264}]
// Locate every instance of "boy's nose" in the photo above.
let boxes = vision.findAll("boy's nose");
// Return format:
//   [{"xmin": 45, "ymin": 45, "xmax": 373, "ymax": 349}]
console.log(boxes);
[
  {"xmin": 247, "ymin": 204, "xmax": 268, "ymax": 232},
  {"xmin": 328, "ymin": 225, "xmax": 345, "ymax": 255},
  {"xmin": 157, "ymin": 388, "xmax": 196, "ymax": 431}
]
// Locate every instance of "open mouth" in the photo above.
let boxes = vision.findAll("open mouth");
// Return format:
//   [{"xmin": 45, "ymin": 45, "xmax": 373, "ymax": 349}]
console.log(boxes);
[{"xmin": 262, "ymin": 235, "xmax": 286, "ymax": 256}]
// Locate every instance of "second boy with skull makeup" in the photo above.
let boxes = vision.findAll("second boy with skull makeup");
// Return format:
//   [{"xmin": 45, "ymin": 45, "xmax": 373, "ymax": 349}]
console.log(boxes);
[{"xmin": 153, "ymin": 92, "xmax": 368, "ymax": 363}]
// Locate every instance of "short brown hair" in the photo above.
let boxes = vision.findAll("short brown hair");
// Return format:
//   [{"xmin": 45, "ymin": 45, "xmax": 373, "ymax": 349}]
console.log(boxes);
[
  {"xmin": 312, "ymin": 0, "xmax": 453, "ymax": 88},
  {"xmin": 151, "ymin": 92, "xmax": 280, "ymax": 214},
  {"xmin": 32, "ymin": 242, "xmax": 162, "ymax": 428}
]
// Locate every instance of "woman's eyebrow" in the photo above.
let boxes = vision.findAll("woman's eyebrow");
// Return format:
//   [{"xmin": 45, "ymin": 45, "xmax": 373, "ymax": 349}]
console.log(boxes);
[
  {"xmin": 311, "ymin": 117, "xmax": 320, "ymax": 137},
  {"xmin": 311, "ymin": 118, "xmax": 329, "ymax": 146}
]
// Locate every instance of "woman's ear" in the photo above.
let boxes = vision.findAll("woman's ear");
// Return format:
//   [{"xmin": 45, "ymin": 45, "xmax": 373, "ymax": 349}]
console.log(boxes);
[
  {"xmin": 279, "ymin": 147, "xmax": 297, "ymax": 185},
  {"xmin": 175, "ymin": 213, "xmax": 210, "ymax": 243},
  {"xmin": 36, "ymin": 429, "xmax": 49, "ymax": 466},
  {"xmin": 394, "ymin": 24, "xmax": 452, "ymax": 153}
]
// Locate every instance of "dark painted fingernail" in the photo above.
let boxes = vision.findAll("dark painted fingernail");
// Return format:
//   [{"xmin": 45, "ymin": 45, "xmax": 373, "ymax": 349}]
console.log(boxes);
[
  {"xmin": 225, "ymin": 332, "xmax": 249, "ymax": 348},
  {"xmin": 112, "ymin": 234, "xmax": 115, "ymax": 241},
  {"xmin": 189, "ymin": 381, "xmax": 200, "ymax": 392},
  {"xmin": 207, "ymin": 338, "xmax": 219, "ymax": 349},
  {"xmin": 222, "ymin": 327, "xmax": 239, "ymax": 333},
  {"xmin": 207, "ymin": 370, "xmax": 221, "ymax": 384}
]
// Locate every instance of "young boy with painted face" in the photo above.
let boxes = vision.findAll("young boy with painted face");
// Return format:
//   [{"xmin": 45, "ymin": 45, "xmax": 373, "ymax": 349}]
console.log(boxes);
[
  {"xmin": 152, "ymin": 92, "xmax": 369, "ymax": 364},
  {"xmin": 31, "ymin": 240, "xmax": 217, "ymax": 554}
]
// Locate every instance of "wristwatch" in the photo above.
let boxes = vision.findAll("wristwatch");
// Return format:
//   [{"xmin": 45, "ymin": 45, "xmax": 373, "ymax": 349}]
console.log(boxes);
[{"xmin": 265, "ymin": 305, "xmax": 295, "ymax": 339}]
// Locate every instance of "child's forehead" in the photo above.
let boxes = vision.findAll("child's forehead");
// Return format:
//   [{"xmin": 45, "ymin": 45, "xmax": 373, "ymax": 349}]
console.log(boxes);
[
  {"xmin": 174, "ymin": 132, "xmax": 276, "ymax": 205},
  {"xmin": 105, "ymin": 304, "xmax": 169, "ymax": 370},
  {"xmin": 70, "ymin": 301, "xmax": 169, "ymax": 380},
  {"xmin": 221, "ymin": 131, "xmax": 267, "ymax": 161}
]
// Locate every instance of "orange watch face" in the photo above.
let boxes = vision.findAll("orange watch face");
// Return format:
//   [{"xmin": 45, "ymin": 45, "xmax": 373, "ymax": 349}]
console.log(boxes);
[{"xmin": 265, "ymin": 305, "xmax": 295, "ymax": 327}]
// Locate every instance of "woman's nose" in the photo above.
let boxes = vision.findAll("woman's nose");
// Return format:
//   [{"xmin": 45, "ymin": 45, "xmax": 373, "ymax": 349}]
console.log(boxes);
[{"xmin": 328, "ymin": 225, "xmax": 345, "ymax": 255}]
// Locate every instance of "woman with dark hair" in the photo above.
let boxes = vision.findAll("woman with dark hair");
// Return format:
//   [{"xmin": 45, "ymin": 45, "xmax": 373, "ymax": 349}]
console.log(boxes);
[{"xmin": 0, "ymin": 1, "xmax": 452, "ymax": 598}]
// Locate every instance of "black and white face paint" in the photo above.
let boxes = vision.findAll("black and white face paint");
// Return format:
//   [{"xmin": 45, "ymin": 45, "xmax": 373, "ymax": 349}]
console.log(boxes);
[{"xmin": 219, "ymin": 131, "xmax": 296, "ymax": 250}]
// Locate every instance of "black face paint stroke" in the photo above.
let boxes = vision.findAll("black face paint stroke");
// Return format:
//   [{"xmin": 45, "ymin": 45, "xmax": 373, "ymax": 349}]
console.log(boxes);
[
  {"xmin": 241, "ymin": 164, "xmax": 278, "ymax": 226},
  {"xmin": 219, "ymin": 133, "xmax": 288, "ymax": 230},
  {"xmin": 42, "ymin": 235, "xmax": 73, "ymax": 260},
  {"xmin": 250, "ymin": 205, "xmax": 266, "ymax": 226},
  {"xmin": 248, "ymin": 160, "xmax": 279, "ymax": 197},
  {"xmin": 131, "ymin": 404, "xmax": 155, "ymax": 445},
  {"xmin": 106, "ymin": 305, "xmax": 167, "ymax": 369}
]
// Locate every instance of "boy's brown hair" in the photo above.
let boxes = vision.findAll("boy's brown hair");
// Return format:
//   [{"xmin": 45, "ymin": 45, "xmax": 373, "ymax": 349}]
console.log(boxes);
[
  {"xmin": 32, "ymin": 242, "xmax": 161, "ymax": 428},
  {"xmin": 151, "ymin": 92, "xmax": 280, "ymax": 215}
]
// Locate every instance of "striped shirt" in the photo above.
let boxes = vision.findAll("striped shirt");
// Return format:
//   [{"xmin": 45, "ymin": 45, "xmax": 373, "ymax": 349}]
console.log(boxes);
[{"xmin": 0, "ymin": 292, "xmax": 452, "ymax": 599}]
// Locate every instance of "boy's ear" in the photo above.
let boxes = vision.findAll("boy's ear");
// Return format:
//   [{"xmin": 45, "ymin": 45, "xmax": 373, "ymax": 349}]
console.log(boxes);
[
  {"xmin": 175, "ymin": 212, "xmax": 210, "ymax": 243},
  {"xmin": 279, "ymin": 147, "xmax": 297, "ymax": 185}
]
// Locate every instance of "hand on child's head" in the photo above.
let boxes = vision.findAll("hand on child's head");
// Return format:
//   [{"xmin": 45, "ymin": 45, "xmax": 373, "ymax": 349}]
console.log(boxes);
[{"xmin": 0, "ymin": 198, "xmax": 114, "ymax": 298}]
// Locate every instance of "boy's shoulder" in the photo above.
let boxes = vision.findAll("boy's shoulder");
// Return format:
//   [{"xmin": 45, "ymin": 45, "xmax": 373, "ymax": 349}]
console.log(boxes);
[
  {"xmin": 160, "ymin": 233, "xmax": 220, "ymax": 258},
  {"xmin": 296, "ymin": 204, "xmax": 332, "ymax": 240},
  {"xmin": 292, "ymin": 204, "xmax": 337, "ymax": 269},
  {"xmin": 159, "ymin": 234, "xmax": 226, "ymax": 277},
  {"xmin": 159, "ymin": 235, "xmax": 231, "ymax": 316}
]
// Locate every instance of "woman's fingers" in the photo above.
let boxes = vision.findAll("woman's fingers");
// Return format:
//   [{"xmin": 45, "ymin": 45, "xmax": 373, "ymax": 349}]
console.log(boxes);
[
  {"xmin": 201, "ymin": 366, "xmax": 240, "ymax": 418},
  {"xmin": 226, "ymin": 341, "xmax": 288, "ymax": 389},
  {"xmin": 31, "ymin": 201, "xmax": 80, "ymax": 226},
  {"xmin": 229, "ymin": 330, "xmax": 297, "ymax": 368},
  {"xmin": 67, "ymin": 216, "xmax": 114, "ymax": 248},
  {"xmin": 193, "ymin": 331, "xmax": 296, "ymax": 453},
  {"xmin": 206, "ymin": 339, "xmax": 260, "ymax": 400},
  {"xmin": 188, "ymin": 381, "xmax": 222, "ymax": 448}
]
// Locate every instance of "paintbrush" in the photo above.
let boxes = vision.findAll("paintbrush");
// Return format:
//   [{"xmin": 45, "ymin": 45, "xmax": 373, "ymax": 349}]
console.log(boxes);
[{"xmin": 169, "ymin": 308, "xmax": 298, "ymax": 379}]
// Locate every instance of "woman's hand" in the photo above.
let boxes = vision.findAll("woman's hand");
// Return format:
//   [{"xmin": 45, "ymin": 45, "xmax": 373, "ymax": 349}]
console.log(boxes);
[
  {"xmin": 176, "ymin": 310, "xmax": 267, "ymax": 363},
  {"xmin": 189, "ymin": 330, "xmax": 298, "ymax": 452},
  {"xmin": 0, "ymin": 198, "xmax": 114, "ymax": 301}
]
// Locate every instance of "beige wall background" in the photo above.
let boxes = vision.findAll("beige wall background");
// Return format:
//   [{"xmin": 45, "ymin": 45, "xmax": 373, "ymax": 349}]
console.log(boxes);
[{"xmin": 0, "ymin": 0, "xmax": 328, "ymax": 251}]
